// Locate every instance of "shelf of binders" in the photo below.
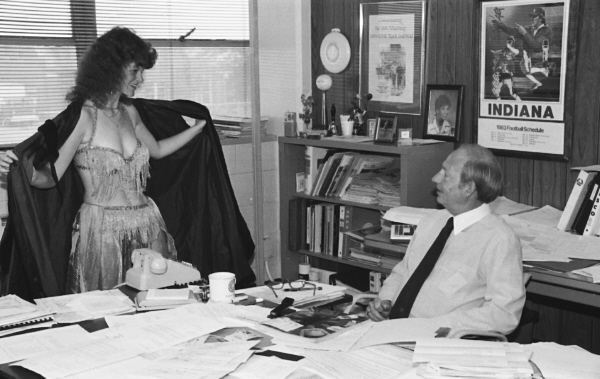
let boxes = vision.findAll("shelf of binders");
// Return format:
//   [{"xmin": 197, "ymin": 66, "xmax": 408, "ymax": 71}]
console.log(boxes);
[{"xmin": 279, "ymin": 136, "xmax": 454, "ymax": 280}]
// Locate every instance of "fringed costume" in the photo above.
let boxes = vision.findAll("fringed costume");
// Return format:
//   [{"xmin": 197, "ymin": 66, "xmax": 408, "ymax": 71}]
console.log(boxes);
[{"xmin": 0, "ymin": 99, "xmax": 256, "ymax": 301}]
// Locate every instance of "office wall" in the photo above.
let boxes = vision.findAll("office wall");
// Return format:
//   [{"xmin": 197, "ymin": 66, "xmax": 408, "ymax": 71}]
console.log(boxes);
[{"xmin": 311, "ymin": 0, "xmax": 600, "ymax": 353}]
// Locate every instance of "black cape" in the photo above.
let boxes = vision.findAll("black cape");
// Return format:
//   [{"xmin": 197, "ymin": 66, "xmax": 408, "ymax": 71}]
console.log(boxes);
[{"xmin": 0, "ymin": 99, "xmax": 256, "ymax": 301}]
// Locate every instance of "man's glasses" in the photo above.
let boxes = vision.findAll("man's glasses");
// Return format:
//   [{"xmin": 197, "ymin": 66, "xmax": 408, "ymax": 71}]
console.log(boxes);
[{"xmin": 266, "ymin": 279, "xmax": 321, "ymax": 298}]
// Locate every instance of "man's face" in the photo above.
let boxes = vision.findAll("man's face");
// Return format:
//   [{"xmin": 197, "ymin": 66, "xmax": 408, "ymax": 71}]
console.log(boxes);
[
  {"xmin": 531, "ymin": 15, "xmax": 542, "ymax": 28},
  {"xmin": 432, "ymin": 149, "xmax": 470, "ymax": 215},
  {"xmin": 436, "ymin": 105, "xmax": 450, "ymax": 122}
]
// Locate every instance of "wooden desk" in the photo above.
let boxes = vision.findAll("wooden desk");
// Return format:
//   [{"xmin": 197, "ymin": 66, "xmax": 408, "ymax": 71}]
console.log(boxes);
[{"xmin": 526, "ymin": 268, "xmax": 600, "ymax": 307}]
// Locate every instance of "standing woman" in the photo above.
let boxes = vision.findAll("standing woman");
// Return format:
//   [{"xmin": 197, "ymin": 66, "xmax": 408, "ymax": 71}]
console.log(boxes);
[{"xmin": 0, "ymin": 27, "xmax": 255, "ymax": 298}]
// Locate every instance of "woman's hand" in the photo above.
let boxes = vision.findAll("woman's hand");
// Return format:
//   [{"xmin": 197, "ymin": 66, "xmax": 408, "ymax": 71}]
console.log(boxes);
[
  {"xmin": 0, "ymin": 150, "xmax": 18, "ymax": 173},
  {"xmin": 192, "ymin": 119, "xmax": 207, "ymax": 133}
]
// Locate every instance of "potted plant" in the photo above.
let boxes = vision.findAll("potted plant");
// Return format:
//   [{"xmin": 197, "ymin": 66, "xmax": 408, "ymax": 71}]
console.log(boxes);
[{"xmin": 299, "ymin": 94, "xmax": 314, "ymax": 130}]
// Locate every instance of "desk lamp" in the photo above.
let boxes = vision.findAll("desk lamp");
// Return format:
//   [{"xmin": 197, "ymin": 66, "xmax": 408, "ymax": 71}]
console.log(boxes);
[{"xmin": 316, "ymin": 74, "xmax": 332, "ymax": 128}]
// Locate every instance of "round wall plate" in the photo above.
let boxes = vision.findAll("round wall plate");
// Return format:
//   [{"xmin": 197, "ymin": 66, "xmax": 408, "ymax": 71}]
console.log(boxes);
[{"xmin": 320, "ymin": 29, "xmax": 351, "ymax": 74}]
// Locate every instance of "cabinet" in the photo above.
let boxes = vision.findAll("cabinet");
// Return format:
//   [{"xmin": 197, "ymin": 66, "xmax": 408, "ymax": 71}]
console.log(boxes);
[{"xmin": 278, "ymin": 137, "xmax": 454, "ymax": 285}]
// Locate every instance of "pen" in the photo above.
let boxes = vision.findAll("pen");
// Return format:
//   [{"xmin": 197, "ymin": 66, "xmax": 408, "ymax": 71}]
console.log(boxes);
[{"xmin": 283, "ymin": 287, "xmax": 323, "ymax": 292}]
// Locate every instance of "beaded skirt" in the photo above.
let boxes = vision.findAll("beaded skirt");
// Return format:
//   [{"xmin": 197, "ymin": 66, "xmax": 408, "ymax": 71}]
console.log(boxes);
[{"xmin": 66, "ymin": 198, "xmax": 177, "ymax": 293}]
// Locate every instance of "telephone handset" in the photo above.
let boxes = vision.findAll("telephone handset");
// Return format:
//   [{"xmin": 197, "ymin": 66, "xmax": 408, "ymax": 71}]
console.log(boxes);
[{"xmin": 125, "ymin": 248, "xmax": 201, "ymax": 291}]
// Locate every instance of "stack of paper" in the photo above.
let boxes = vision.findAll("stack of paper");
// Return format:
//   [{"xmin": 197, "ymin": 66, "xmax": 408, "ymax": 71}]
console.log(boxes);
[
  {"xmin": 412, "ymin": 338, "xmax": 534, "ymax": 378},
  {"xmin": 0, "ymin": 295, "xmax": 56, "ymax": 337},
  {"xmin": 34, "ymin": 289, "xmax": 134, "ymax": 323},
  {"xmin": 135, "ymin": 288, "xmax": 198, "ymax": 310}
]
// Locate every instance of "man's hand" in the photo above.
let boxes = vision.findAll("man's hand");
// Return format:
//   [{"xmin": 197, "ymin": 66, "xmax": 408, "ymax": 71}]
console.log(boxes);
[
  {"xmin": 515, "ymin": 23, "xmax": 527, "ymax": 35},
  {"xmin": 367, "ymin": 299, "xmax": 392, "ymax": 322}
]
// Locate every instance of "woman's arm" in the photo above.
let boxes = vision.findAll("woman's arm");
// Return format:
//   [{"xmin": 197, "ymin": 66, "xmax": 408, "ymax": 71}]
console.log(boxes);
[
  {"xmin": 127, "ymin": 104, "xmax": 205, "ymax": 159},
  {"xmin": 6, "ymin": 111, "xmax": 90, "ymax": 188}
]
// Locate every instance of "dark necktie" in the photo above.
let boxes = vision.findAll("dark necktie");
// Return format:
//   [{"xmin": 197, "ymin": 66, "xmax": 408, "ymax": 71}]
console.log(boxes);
[{"xmin": 389, "ymin": 217, "xmax": 454, "ymax": 319}]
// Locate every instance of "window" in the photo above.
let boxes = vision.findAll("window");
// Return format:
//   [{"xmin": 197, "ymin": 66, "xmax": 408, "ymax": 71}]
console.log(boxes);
[{"xmin": 0, "ymin": 0, "xmax": 250, "ymax": 147}]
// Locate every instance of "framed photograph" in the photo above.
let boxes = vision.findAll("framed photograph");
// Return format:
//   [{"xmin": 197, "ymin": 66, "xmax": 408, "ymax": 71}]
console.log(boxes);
[
  {"xmin": 359, "ymin": 1, "xmax": 426, "ymax": 115},
  {"xmin": 423, "ymin": 85, "xmax": 464, "ymax": 142},
  {"xmin": 374, "ymin": 115, "xmax": 398, "ymax": 144},
  {"xmin": 478, "ymin": 0, "xmax": 570, "ymax": 160},
  {"xmin": 367, "ymin": 119, "xmax": 377, "ymax": 137}
]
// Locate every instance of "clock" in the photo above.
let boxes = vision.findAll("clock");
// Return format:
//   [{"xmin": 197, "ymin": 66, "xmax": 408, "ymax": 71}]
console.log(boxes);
[{"xmin": 320, "ymin": 28, "xmax": 351, "ymax": 74}]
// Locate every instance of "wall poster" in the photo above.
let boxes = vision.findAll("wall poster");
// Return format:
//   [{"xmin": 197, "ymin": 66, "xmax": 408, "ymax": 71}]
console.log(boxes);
[
  {"xmin": 359, "ymin": 1, "xmax": 426, "ymax": 115},
  {"xmin": 478, "ymin": 0, "xmax": 569, "ymax": 159}
]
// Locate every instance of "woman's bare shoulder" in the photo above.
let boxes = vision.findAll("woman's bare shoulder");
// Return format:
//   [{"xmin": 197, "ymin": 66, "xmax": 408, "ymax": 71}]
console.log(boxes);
[{"xmin": 74, "ymin": 103, "xmax": 95, "ymax": 139}]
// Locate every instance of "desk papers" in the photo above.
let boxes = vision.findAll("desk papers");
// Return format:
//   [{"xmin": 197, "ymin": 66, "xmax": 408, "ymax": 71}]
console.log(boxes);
[
  {"xmin": 0, "ymin": 295, "xmax": 56, "ymax": 336},
  {"xmin": 34, "ymin": 289, "xmax": 134, "ymax": 323},
  {"xmin": 12, "ymin": 316, "xmax": 226, "ymax": 378},
  {"xmin": 413, "ymin": 338, "xmax": 533, "ymax": 378},
  {"xmin": 503, "ymin": 214, "xmax": 600, "ymax": 261},
  {"xmin": 0, "ymin": 325, "xmax": 93, "ymax": 365},
  {"xmin": 571, "ymin": 263, "xmax": 600, "ymax": 283},
  {"xmin": 351, "ymin": 318, "xmax": 443, "ymax": 350},
  {"xmin": 526, "ymin": 342, "xmax": 600, "ymax": 379}
]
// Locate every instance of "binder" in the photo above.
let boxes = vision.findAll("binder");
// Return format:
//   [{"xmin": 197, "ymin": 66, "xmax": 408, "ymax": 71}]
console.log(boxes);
[
  {"xmin": 288, "ymin": 199, "xmax": 306, "ymax": 250},
  {"xmin": 583, "ymin": 189, "xmax": 600, "ymax": 236},
  {"xmin": 304, "ymin": 146, "xmax": 329, "ymax": 195},
  {"xmin": 572, "ymin": 174, "xmax": 600, "ymax": 235},
  {"xmin": 557, "ymin": 170, "xmax": 597, "ymax": 231}
]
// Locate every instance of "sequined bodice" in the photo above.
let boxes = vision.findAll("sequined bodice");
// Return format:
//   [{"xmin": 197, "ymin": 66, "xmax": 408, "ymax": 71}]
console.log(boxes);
[{"xmin": 73, "ymin": 105, "xmax": 150, "ymax": 204}]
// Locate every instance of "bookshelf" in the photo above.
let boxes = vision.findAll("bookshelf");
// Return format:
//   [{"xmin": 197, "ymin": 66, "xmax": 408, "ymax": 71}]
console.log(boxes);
[{"xmin": 279, "ymin": 137, "xmax": 454, "ymax": 285}]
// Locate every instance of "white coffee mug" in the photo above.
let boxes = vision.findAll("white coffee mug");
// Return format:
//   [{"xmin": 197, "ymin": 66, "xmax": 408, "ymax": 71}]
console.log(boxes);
[
  {"xmin": 209, "ymin": 272, "xmax": 236, "ymax": 303},
  {"xmin": 341, "ymin": 121, "xmax": 354, "ymax": 136}
]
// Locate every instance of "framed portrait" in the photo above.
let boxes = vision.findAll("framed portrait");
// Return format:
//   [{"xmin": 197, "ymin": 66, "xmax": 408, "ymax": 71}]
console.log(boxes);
[
  {"xmin": 478, "ymin": 0, "xmax": 570, "ymax": 160},
  {"xmin": 374, "ymin": 115, "xmax": 398, "ymax": 144},
  {"xmin": 367, "ymin": 119, "xmax": 377, "ymax": 137},
  {"xmin": 359, "ymin": 1, "xmax": 426, "ymax": 115},
  {"xmin": 423, "ymin": 85, "xmax": 464, "ymax": 142}
]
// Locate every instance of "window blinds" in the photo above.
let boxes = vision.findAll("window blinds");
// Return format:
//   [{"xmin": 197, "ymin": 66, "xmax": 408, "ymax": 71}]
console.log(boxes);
[{"xmin": 0, "ymin": 0, "xmax": 250, "ymax": 147}]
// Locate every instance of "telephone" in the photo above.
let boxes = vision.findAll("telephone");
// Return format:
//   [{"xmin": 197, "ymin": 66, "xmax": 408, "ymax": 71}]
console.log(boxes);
[{"xmin": 125, "ymin": 248, "xmax": 201, "ymax": 291}]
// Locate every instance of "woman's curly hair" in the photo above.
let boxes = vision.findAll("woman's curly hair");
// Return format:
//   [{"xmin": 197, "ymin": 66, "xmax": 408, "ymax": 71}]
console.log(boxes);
[{"xmin": 66, "ymin": 27, "xmax": 158, "ymax": 108}]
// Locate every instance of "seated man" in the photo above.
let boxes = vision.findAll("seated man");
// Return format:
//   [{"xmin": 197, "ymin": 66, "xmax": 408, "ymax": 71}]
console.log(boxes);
[{"xmin": 367, "ymin": 144, "xmax": 525, "ymax": 335}]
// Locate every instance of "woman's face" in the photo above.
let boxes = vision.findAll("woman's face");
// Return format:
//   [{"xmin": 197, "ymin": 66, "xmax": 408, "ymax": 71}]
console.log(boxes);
[{"xmin": 120, "ymin": 62, "xmax": 144, "ymax": 97}]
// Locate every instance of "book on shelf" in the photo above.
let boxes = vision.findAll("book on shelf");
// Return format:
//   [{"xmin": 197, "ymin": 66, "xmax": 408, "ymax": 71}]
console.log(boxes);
[
  {"xmin": 318, "ymin": 155, "xmax": 343, "ymax": 197},
  {"xmin": 348, "ymin": 247, "xmax": 383, "ymax": 265},
  {"xmin": 557, "ymin": 170, "xmax": 597, "ymax": 231},
  {"xmin": 571, "ymin": 173, "xmax": 600, "ymax": 235},
  {"xmin": 337, "ymin": 205, "xmax": 382, "ymax": 258},
  {"xmin": 337, "ymin": 155, "xmax": 395, "ymax": 198},
  {"xmin": 289, "ymin": 198, "xmax": 306, "ymax": 251},
  {"xmin": 311, "ymin": 152, "xmax": 344, "ymax": 197},
  {"xmin": 364, "ymin": 229, "xmax": 409, "ymax": 255},
  {"xmin": 344, "ymin": 225, "xmax": 382, "ymax": 242},
  {"xmin": 304, "ymin": 146, "xmax": 330, "ymax": 195},
  {"xmin": 326, "ymin": 153, "xmax": 357, "ymax": 197}
]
